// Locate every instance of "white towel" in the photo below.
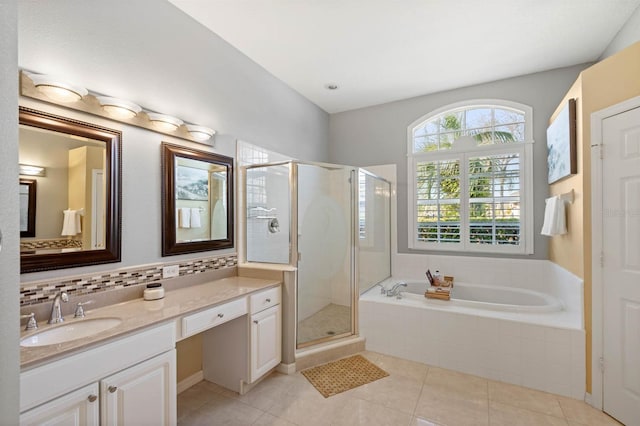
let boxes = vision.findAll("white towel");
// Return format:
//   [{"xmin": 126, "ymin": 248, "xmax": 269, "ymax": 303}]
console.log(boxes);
[
  {"xmin": 61, "ymin": 209, "xmax": 81, "ymax": 236},
  {"xmin": 178, "ymin": 207, "xmax": 191, "ymax": 228},
  {"xmin": 190, "ymin": 208, "xmax": 202, "ymax": 228},
  {"xmin": 541, "ymin": 196, "xmax": 567, "ymax": 236}
]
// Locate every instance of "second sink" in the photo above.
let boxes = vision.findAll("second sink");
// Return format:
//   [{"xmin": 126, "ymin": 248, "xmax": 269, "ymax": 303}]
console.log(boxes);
[{"xmin": 21, "ymin": 318, "xmax": 122, "ymax": 347}]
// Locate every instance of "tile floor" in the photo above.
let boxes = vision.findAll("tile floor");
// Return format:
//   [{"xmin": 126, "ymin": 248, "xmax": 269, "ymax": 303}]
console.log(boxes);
[
  {"xmin": 177, "ymin": 351, "xmax": 622, "ymax": 426},
  {"xmin": 297, "ymin": 304, "xmax": 352, "ymax": 345}
]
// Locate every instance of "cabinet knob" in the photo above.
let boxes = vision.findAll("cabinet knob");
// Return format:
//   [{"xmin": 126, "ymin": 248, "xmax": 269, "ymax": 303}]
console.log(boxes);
[
  {"xmin": 253, "ymin": 320, "xmax": 259, "ymax": 324},
  {"xmin": 217, "ymin": 313, "xmax": 224, "ymax": 318},
  {"xmin": 108, "ymin": 386, "xmax": 118, "ymax": 393},
  {"xmin": 265, "ymin": 298, "xmax": 271, "ymax": 303},
  {"xmin": 87, "ymin": 394, "xmax": 97, "ymax": 403}
]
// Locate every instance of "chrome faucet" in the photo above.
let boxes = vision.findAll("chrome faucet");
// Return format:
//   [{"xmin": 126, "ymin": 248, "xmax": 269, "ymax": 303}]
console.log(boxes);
[
  {"xmin": 48, "ymin": 291, "xmax": 69, "ymax": 324},
  {"xmin": 373, "ymin": 282, "xmax": 387, "ymax": 295},
  {"xmin": 387, "ymin": 282, "xmax": 407, "ymax": 297}
]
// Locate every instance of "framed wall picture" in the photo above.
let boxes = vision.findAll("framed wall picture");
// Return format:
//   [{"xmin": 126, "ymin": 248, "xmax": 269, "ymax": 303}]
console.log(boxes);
[
  {"xmin": 175, "ymin": 164, "xmax": 209, "ymax": 201},
  {"xmin": 547, "ymin": 98, "xmax": 577, "ymax": 184}
]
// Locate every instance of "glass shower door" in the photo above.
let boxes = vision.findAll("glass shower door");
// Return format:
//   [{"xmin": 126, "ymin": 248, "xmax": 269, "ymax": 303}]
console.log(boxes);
[{"xmin": 296, "ymin": 163, "xmax": 356, "ymax": 347}]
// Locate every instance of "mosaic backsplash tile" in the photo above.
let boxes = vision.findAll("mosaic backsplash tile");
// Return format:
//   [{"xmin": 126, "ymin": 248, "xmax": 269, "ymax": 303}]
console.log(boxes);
[
  {"xmin": 20, "ymin": 238, "xmax": 83, "ymax": 251},
  {"xmin": 20, "ymin": 253, "xmax": 237, "ymax": 306}
]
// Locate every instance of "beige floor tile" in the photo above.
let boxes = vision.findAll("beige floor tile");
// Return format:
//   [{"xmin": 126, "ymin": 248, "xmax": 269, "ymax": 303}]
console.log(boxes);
[
  {"xmin": 415, "ymin": 383, "xmax": 489, "ymax": 426},
  {"xmin": 266, "ymin": 385, "xmax": 351, "ymax": 425},
  {"xmin": 360, "ymin": 350, "xmax": 381, "ymax": 363},
  {"xmin": 331, "ymin": 397, "xmax": 413, "ymax": 426},
  {"xmin": 411, "ymin": 417, "xmax": 444, "ymax": 426},
  {"xmin": 298, "ymin": 303, "xmax": 351, "ymax": 344},
  {"xmin": 489, "ymin": 400, "xmax": 568, "ymax": 426},
  {"xmin": 177, "ymin": 381, "xmax": 221, "ymax": 421},
  {"xmin": 488, "ymin": 381, "xmax": 564, "ymax": 417},
  {"xmin": 557, "ymin": 397, "xmax": 623, "ymax": 426},
  {"xmin": 373, "ymin": 353, "xmax": 429, "ymax": 382},
  {"xmin": 252, "ymin": 412, "xmax": 298, "ymax": 426},
  {"xmin": 181, "ymin": 393, "xmax": 264, "ymax": 426},
  {"xmin": 216, "ymin": 373, "xmax": 299, "ymax": 411},
  {"xmin": 425, "ymin": 367, "xmax": 488, "ymax": 398},
  {"xmin": 349, "ymin": 374, "xmax": 423, "ymax": 414}
]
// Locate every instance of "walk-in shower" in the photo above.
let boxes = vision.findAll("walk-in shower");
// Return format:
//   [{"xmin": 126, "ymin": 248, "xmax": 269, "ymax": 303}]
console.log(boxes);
[{"xmin": 244, "ymin": 160, "xmax": 390, "ymax": 350}]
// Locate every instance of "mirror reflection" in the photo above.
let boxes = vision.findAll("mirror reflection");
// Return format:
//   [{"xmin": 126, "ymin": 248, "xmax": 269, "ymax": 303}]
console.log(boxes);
[
  {"xmin": 162, "ymin": 142, "xmax": 233, "ymax": 256},
  {"xmin": 19, "ymin": 125, "xmax": 107, "ymax": 255},
  {"xmin": 19, "ymin": 107, "xmax": 121, "ymax": 273},
  {"xmin": 19, "ymin": 178, "xmax": 37, "ymax": 238},
  {"xmin": 175, "ymin": 157, "xmax": 227, "ymax": 243}
]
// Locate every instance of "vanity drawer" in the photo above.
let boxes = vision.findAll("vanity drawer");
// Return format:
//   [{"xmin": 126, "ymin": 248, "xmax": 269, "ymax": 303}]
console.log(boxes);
[
  {"xmin": 249, "ymin": 286, "xmax": 281, "ymax": 314},
  {"xmin": 182, "ymin": 298, "xmax": 247, "ymax": 338}
]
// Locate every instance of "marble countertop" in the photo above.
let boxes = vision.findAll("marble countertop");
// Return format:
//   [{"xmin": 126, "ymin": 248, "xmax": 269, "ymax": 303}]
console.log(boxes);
[{"xmin": 20, "ymin": 276, "xmax": 281, "ymax": 369}]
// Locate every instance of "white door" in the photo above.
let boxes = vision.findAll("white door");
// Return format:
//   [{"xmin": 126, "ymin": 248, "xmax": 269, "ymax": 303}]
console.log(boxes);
[
  {"xmin": 602, "ymin": 106, "xmax": 640, "ymax": 425},
  {"xmin": 251, "ymin": 305, "xmax": 282, "ymax": 382},
  {"xmin": 20, "ymin": 383, "xmax": 99, "ymax": 426},
  {"xmin": 101, "ymin": 350, "xmax": 176, "ymax": 426}
]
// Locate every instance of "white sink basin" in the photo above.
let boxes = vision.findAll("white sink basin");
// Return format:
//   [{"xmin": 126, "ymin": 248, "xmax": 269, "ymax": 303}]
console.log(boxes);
[{"xmin": 21, "ymin": 318, "xmax": 122, "ymax": 347}]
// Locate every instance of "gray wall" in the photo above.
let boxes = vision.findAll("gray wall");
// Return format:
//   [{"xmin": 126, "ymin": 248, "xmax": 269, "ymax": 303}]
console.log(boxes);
[
  {"xmin": 0, "ymin": 0, "xmax": 19, "ymax": 423},
  {"xmin": 328, "ymin": 64, "xmax": 589, "ymax": 259},
  {"xmin": 18, "ymin": 0, "xmax": 329, "ymax": 282},
  {"xmin": 601, "ymin": 4, "xmax": 640, "ymax": 59}
]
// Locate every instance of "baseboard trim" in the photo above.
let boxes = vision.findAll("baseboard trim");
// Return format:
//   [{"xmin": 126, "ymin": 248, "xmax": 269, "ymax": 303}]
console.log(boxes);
[
  {"xmin": 177, "ymin": 371, "xmax": 204, "ymax": 394},
  {"xmin": 584, "ymin": 392, "xmax": 593, "ymax": 406},
  {"xmin": 276, "ymin": 362, "xmax": 296, "ymax": 375}
]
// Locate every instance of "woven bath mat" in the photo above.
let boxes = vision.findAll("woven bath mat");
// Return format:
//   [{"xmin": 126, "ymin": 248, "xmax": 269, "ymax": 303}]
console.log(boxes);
[{"xmin": 301, "ymin": 354, "xmax": 389, "ymax": 398}]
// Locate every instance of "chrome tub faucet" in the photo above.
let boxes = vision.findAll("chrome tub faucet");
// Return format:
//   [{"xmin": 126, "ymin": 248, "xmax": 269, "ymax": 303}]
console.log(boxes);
[{"xmin": 387, "ymin": 282, "xmax": 407, "ymax": 297}]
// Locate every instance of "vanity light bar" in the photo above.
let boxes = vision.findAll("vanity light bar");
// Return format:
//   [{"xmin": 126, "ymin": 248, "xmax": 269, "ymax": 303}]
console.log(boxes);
[
  {"xmin": 22, "ymin": 71, "xmax": 216, "ymax": 145},
  {"xmin": 19, "ymin": 164, "xmax": 46, "ymax": 177}
]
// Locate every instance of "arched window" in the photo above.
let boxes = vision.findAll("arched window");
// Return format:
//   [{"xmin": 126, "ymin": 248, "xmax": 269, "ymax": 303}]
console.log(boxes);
[{"xmin": 407, "ymin": 100, "xmax": 534, "ymax": 254}]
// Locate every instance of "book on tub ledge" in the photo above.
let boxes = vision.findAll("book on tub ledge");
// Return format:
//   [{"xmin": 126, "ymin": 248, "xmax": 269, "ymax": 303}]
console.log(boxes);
[{"xmin": 425, "ymin": 270, "xmax": 453, "ymax": 300}]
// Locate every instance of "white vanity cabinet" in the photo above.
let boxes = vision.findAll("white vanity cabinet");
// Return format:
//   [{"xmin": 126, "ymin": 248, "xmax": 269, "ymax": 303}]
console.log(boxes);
[
  {"xmin": 20, "ymin": 322, "xmax": 176, "ymax": 426},
  {"xmin": 249, "ymin": 287, "xmax": 282, "ymax": 382},
  {"xmin": 203, "ymin": 286, "xmax": 282, "ymax": 393},
  {"xmin": 20, "ymin": 383, "xmax": 99, "ymax": 426},
  {"xmin": 100, "ymin": 350, "xmax": 175, "ymax": 426}
]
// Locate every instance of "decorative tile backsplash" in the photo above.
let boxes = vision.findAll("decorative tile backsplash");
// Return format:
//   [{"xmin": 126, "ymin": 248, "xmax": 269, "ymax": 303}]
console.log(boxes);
[{"xmin": 20, "ymin": 253, "xmax": 238, "ymax": 306}]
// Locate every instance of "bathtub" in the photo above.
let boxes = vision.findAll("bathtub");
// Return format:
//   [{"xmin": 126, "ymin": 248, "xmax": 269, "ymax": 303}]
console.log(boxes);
[
  {"xmin": 399, "ymin": 281, "xmax": 564, "ymax": 313},
  {"xmin": 359, "ymin": 271, "xmax": 586, "ymax": 399}
]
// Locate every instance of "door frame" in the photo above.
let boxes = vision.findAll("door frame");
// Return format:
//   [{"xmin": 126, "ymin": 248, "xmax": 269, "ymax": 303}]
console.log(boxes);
[{"xmin": 590, "ymin": 95, "xmax": 640, "ymax": 410}]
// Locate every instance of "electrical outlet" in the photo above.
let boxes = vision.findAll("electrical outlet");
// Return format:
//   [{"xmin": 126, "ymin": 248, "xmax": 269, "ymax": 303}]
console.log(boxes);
[{"xmin": 162, "ymin": 265, "xmax": 179, "ymax": 279}]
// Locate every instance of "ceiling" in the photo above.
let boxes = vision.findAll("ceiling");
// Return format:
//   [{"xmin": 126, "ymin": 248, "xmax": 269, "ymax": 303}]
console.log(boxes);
[{"xmin": 169, "ymin": 0, "xmax": 640, "ymax": 113}]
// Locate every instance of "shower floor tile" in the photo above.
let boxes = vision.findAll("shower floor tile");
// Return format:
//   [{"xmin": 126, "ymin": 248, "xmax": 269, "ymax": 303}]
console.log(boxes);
[{"xmin": 297, "ymin": 303, "xmax": 351, "ymax": 345}]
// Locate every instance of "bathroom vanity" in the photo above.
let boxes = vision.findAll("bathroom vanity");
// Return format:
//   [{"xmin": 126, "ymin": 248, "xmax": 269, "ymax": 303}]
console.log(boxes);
[{"xmin": 19, "ymin": 276, "xmax": 281, "ymax": 425}]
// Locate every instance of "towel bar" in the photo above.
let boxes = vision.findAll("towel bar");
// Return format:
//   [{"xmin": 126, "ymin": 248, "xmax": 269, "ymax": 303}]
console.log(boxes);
[{"xmin": 559, "ymin": 189, "xmax": 574, "ymax": 204}]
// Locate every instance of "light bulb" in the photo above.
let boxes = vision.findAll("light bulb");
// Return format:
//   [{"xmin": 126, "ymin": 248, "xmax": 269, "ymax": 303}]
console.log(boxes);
[
  {"xmin": 97, "ymin": 96, "xmax": 141, "ymax": 119},
  {"xmin": 28, "ymin": 74, "xmax": 88, "ymax": 103},
  {"xmin": 186, "ymin": 125, "xmax": 215, "ymax": 142},
  {"xmin": 147, "ymin": 113, "xmax": 183, "ymax": 132}
]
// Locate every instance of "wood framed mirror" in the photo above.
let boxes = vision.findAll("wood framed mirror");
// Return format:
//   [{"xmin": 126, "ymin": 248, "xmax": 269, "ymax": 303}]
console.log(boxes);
[
  {"xmin": 161, "ymin": 142, "xmax": 234, "ymax": 256},
  {"xmin": 19, "ymin": 107, "xmax": 122, "ymax": 273}
]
